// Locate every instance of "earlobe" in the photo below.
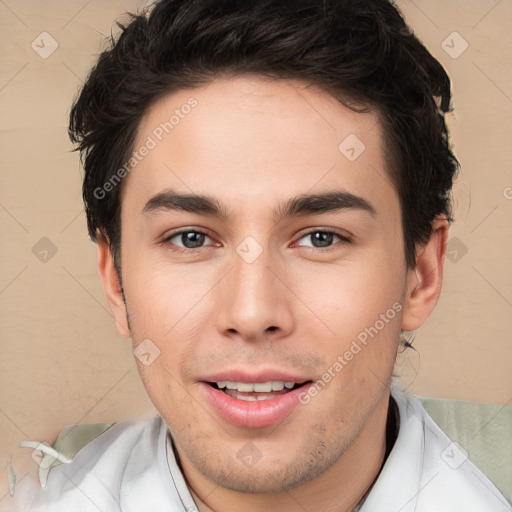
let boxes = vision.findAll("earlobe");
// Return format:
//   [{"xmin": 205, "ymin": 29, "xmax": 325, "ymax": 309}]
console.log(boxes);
[
  {"xmin": 96, "ymin": 234, "xmax": 131, "ymax": 339},
  {"xmin": 402, "ymin": 217, "xmax": 449, "ymax": 331}
]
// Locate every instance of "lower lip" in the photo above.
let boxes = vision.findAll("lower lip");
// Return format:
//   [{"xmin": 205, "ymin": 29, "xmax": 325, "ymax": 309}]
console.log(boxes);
[{"xmin": 200, "ymin": 383, "xmax": 310, "ymax": 428}]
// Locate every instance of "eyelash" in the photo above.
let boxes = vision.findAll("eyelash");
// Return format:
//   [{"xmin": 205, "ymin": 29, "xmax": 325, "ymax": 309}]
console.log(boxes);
[
  {"xmin": 162, "ymin": 228, "xmax": 351, "ymax": 254},
  {"xmin": 294, "ymin": 229, "xmax": 351, "ymax": 252},
  {"xmin": 162, "ymin": 228, "xmax": 217, "ymax": 254}
]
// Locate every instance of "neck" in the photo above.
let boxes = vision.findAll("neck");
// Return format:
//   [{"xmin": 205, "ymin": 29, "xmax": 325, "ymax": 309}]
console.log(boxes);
[{"xmin": 181, "ymin": 392, "xmax": 396, "ymax": 512}]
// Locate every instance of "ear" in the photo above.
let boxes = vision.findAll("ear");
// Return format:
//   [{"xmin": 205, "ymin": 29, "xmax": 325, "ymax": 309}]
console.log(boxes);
[
  {"xmin": 402, "ymin": 216, "xmax": 449, "ymax": 331},
  {"xmin": 97, "ymin": 233, "xmax": 131, "ymax": 339}
]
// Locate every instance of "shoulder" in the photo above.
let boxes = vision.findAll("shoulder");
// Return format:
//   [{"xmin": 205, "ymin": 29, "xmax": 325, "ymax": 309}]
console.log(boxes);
[
  {"xmin": 392, "ymin": 390, "xmax": 511, "ymax": 512},
  {"xmin": 2, "ymin": 415, "xmax": 184, "ymax": 512}
]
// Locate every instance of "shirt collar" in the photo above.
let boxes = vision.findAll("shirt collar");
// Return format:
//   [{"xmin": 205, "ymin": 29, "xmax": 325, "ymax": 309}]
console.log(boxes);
[{"xmin": 360, "ymin": 388, "xmax": 428, "ymax": 512}]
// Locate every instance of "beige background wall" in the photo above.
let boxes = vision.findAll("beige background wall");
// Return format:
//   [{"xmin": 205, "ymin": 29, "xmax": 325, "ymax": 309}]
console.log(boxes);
[{"xmin": 0, "ymin": 0, "xmax": 511, "ymax": 496}]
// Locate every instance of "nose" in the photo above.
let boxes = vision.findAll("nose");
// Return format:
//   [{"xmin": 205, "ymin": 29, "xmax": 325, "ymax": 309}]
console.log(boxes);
[{"xmin": 215, "ymin": 244, "xmax": 295, "ymax": 343}]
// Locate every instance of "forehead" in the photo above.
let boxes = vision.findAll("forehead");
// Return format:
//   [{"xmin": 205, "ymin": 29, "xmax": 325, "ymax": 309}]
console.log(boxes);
[{"xmin": 123, "ymin": 76, "xmax": 397, "ymax": 220}]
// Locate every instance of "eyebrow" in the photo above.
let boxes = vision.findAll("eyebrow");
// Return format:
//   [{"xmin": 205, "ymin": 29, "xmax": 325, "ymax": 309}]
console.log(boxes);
[{"xmin": 142, "ymin": 188, "xmax": 376, "ymax": 222}]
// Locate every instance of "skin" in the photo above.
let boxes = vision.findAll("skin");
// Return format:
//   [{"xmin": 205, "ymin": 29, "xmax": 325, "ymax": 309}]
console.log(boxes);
[{"xmin": 98, "ymin": 76, "xmax": 448, "ymax": 512}]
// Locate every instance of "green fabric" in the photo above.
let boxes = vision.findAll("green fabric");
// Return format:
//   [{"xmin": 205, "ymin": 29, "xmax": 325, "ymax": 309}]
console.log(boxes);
[
  {"xmin": 21, "ymin": 423, "xmax": 115, "ymax": 489},
  {"xmin": 420, "ymin": 397, "xmax": 512, "ymax": 504},
  {"xmin": 49, "ymin": 423, "xmax": 114, "ymax": 470}
]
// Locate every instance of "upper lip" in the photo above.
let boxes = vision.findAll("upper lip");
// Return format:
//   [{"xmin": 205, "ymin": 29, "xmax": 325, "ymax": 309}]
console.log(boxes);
[{"xmin": 199, "ymin": 369, "xmax": 313, "ymax": 384}]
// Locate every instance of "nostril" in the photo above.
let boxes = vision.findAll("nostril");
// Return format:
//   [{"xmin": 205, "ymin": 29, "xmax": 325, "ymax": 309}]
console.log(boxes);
[{"xmin": 266, "ymin": 326, "xmax": 278, "ymax": 332}]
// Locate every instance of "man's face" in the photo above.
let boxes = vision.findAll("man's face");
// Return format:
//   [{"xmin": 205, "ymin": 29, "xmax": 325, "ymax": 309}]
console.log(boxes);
[{"xmin": 117, "ymin": 77, "xmax": 409, "ymax": 492}]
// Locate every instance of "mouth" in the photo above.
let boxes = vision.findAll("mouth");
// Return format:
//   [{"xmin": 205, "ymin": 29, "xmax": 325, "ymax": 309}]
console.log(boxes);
[
  {"xmin": 208, "ymin": 380, "xmax": 310, "ymax": 401},
  {"xmin": 200, "ymin": 376, "xmax": 314, "ymax": 428}
]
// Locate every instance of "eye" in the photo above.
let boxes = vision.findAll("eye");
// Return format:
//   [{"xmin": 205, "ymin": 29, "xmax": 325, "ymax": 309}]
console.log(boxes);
[
  {"xmin": 295, "ymin": 229, "xmax": 349, "ymax": 249},
  {"xmin": 163, "ymin": 229, "xmax": 217, "ymax": 251}
]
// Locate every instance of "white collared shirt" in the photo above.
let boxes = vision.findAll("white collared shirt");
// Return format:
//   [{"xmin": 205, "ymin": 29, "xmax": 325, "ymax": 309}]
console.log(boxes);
[{"xmin": 2, "ymin": 389, "xmax": 510, "ymax": 511}]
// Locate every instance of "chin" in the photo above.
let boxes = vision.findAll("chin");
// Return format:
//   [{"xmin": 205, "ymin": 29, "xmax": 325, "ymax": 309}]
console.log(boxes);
[{"xmin": 181, "ymin": 427, "xmax": 348, "ymax": 494}]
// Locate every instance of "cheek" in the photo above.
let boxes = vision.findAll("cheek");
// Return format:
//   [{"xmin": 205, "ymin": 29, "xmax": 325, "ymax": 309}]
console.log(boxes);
[
  {"xmin": 121, "ymin": 255, "xmax": 217, "ymax": 401},
  {"xmin": 290, "ymin": 248, "xmax": 405, "ymax": 334},
  {"xmin": 296, "ymin": 261, "xmax": 403, "ymax": 417},
  {"xmin": 122, "ymin": 252, "xmax": 213, "ymax": 336},
  {"xmin": 287, "ymin": 249, "xmax": 406, "ymax": 399}
]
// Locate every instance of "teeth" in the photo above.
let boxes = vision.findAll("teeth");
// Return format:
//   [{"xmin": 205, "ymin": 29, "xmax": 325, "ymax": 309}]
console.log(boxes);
[
  {"xmin": 237, "ymin": 383, "xmax": 254, "ymax": 392},
  {"xmin": 254, "ymin": 382, "xmax": 272, "ymax": 392},
  {"xmin": 215, "ymin": 381, "xmax": 297, "ymax": 392},
  {"xmin": 235, "ymin": 393, "xmax": 285, "ymax": 401},
  {"xmin": 271, "ymin": 381, "xmax": 285, "ymax": 391},
  {"xmin": 237, "ymin": 395, "xmax": 263, "ymax": 401}
]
